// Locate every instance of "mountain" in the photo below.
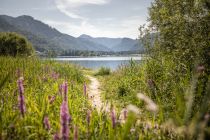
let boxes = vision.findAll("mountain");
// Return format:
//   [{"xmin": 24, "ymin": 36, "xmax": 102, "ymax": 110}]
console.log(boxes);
[
  {"xmin": 78, "ymin": 34, "xmax": 143, "ymax": 52},
  {"xmin": 0, "ymin": 15, "xmax": 144, "ymax": 53}
]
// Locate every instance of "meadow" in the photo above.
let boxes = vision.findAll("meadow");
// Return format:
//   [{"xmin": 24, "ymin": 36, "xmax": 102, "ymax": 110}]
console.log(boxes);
[
  {"xmin": 0, "ymin": 0, "xmax": 209, "ymax": 139},
  {"xmin": 1, "ymin": 56, "xmax": 209, "ymax": 140},
  {"xmin": 100, "ymin": 58, "xmax": 210, "ymax": 140},
  {"xmin": 0, "ymin": 57, "xmax": 179, "ymax": 140}
]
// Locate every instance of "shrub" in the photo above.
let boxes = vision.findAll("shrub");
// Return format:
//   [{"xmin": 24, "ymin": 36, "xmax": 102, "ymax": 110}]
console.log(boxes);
[
  {"xmin": 0, "ymin": 32, "xmax": 34, "ymax": 56},
  {"xmin": 95, "ymin": 67, "xmax": 111, "ymax": 76}
]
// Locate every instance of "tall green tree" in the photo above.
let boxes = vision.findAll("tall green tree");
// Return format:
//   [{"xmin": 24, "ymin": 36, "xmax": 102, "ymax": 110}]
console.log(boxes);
[
  {"xmin": 0, "ymin": 32, "xmax": 34, "ymax": 56},
  {"xmin": 140, "ymin": 0, "xmax": 210, "ymax": 124},
  {"xmin": 148, "ymin": 0, "xmax": 210, "ymax": 71}
]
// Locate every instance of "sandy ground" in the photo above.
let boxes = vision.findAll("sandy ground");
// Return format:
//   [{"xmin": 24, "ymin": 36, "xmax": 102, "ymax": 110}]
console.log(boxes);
[
  {"xmin": 86, "ymin": 75, "xmax": 110, "ymax": 112},
  {"xmin": 86, "ymin": 75, "xmax": 127, "ymax": 123}
]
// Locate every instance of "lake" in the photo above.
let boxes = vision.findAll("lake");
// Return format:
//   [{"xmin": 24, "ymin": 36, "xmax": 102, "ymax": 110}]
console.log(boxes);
[{"xmin": 53, "ymin": 56, "xmax": 142, "ymax": 70}]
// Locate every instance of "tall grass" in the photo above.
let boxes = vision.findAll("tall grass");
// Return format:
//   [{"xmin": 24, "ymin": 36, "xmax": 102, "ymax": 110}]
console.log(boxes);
[
  {"xmin": 1, "ymin": 56, "xmax": 208, "ymax": 139},
  {"xmin": 0, "ymin": 57, "xmax": 179, "ymax": 139},
  {"xmin": 101, "ymin": 58, "xmax": 210, "ymax": 139}
]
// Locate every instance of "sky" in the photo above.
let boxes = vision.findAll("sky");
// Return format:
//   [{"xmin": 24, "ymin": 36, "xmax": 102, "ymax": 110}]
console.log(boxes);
[{"xmin": 0, "ymin": 0, "xmax": 153, "ymax": 39}]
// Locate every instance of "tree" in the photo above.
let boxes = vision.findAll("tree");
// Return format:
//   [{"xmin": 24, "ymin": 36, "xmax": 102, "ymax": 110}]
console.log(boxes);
[
  {"xmin": 147, "ymin": 0, "xmax": 210, "ymax": 71},
  {"xmin": 141, "ymin": 1, "xmax": 210, "ymax": 137},
  {"xmin": 0, "ymin": 32, "xmax": 34, "ymax": 56}
]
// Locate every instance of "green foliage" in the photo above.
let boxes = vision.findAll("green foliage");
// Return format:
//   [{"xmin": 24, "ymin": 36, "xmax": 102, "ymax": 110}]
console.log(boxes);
[
  {"xmin": 0, "ymin": 32, "xmax": 34, "ymax": 56},
  {"xmin": 0, "ymin": 57, "xmax": 177, "ymax": 139},
  {"xmin": 94, "ymin": 67, "xmax": 111, "ymax": 76},
  {"xmin": 144, "ymin": 0, "xmax": 210, "ymax": 119},
  {"xmin": 101, "ymin": 0, "xmax": 210, "ymax": 139},
  {"xmin": 147, "ymin": 0, "xmax": 210, "ymax": 70}
]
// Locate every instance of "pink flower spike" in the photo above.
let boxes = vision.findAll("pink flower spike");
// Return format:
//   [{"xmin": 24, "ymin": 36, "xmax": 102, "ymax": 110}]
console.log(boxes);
[
  {"xmin": 110, "ymin": 108, "xmax": 116, "ymax": 128},
  {"xmin": 60, "ymin": 101, "xmax": 69, "ymax": 140},
  {"xmin": 17, "ymin": 77, "xmax": 26, "ymax": 117},
  {"xmin": 63, "ymin": 82, "xmax": 68, "ymax": 101},
  {"xmin": 53, "ymin": 132, "xmax": 60, "ymax": 140},
  {"xmin": 87, "ymin": 109, "xmax": 91, "ymax": 126},
  {"xmin": 43, "ymin": 116, "xmax": 51, "ymax": 130}
]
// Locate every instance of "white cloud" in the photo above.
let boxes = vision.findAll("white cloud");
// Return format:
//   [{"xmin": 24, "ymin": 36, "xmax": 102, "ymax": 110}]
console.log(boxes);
[
  {"xmin": 43, "ymin": 16, "xmax": 142, "ymax": 39},
  {"xmin": 64, "ymin": 0, "xmax": 109, "ymax": 7},
  {"xmin": 55, "ymin": 0, "xmax": 109, "ymax": 19},
  {"xmin": 51, "ymin": 0, "xmax": 147, "ymax": 38}
]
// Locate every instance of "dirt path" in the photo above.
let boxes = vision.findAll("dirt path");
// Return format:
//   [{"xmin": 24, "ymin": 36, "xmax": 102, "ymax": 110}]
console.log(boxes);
[
  {"xmin": 86, "ymin": 75, "xmax": 127, "ymax": 123},
  {"xmin": 86, "ymin": 75, "xmax": 110, "ymax": 112}
]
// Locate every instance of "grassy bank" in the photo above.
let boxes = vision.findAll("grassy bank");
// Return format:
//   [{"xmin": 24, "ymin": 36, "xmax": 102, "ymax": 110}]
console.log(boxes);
[
  {"xmin": 100, "ymin": 59, "xmax": 210, "ymax": 139},
  {"xmin": 0, "ymin": 57, "xmax": 90, "ymax": 139},
  {"xmin": 1, "ymin": 56, "xmax": 209, "ymax": 139},
  {"xmin": 0, "ymin": 57, "xmax": 176, "ymax": 140}
]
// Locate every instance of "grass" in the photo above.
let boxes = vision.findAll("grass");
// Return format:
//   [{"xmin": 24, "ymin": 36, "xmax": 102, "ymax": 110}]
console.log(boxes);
[
  {"xmin": 1, "ymin": 56, "xmax": 209, "ymax": 139},
  {"xmin": 0, "ymin": 57, "xmax": 90, "ymax": 139},
  {"xmin": 100, "ymin": 59, "xmax": 210, "ymax": 139},
  {"xmin": 0, "ymin": 57, "xmax": 173, "ymax": 139},
  {"xmin": 94, "ymin": 67, "xmax": 111, "ymax": 76}
]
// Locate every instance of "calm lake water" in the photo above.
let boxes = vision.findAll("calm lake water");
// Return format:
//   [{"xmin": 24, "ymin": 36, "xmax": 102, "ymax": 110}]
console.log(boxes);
[{"xmin": 53, "ymin": 56, "xmax": 142, "ymax": 70}]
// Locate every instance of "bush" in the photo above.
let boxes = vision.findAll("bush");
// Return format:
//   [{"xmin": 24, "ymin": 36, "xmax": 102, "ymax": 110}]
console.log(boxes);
[
  {"xmin": 0, "ymin": 32, "xmax": 34, "ymax": 56},
  {"xmin": 95, "ymin": 67, "xmax": 111, "ymax": 76}
]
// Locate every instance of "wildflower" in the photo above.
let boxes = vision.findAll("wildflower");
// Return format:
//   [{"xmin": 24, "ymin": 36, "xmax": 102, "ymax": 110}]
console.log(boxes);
[
  {"xmin": 137, "ymin": 93, "xmax": 158, "ymax": 113},
  {"xmin": 110, "ymin": 108, "xmax": 116, "ymax": 128},
  {"xmin": 60, "ymin": 101, "xmax": 69, "ymax": 140},
  {"xmin": 127, "ymin": 104, "xmax": 140, "ymax": 115},
  {"xmin": 119, "ymin": 108, "xmax": 127, "ymax": 124},
  {"xmin": 74, "ymin": 125, "xmax": 78, "ymax": 140},
  {"xmin": 63, "ymin": 82, "xmax": 68, "ymax": 101},
  {"xmin": 43, "ymin": 115, "xmax": 51, "ymax": 130},
  {"xmin": 17, "ymin": 77, "xmax": 26, "ymax": 117},
  {"xmin": 51, "ymin": 71, "xmax": 60, "ymax": 80},
  {"xmin": 53, "ymin": 132, "xmax": 60, "ymax": 140},
  {"xmin": 87, "ymin": 109, "xmax": 91, "ymax": 126},
  {"xmin": 84, "ymin": 82, "xmax": 87, "ymax": 96}
]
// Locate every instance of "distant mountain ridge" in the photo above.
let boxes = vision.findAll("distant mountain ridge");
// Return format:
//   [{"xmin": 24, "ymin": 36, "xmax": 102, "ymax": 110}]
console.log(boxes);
[{"xmin": 0, "ymin": 15, "xmax": 144, "ymax": 53}]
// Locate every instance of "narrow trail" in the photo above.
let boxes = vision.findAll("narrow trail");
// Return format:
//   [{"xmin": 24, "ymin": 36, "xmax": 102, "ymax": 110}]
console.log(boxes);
[
  {"xmin": 86, "ymin": 75, "xmax": 126, "ymax": 123},
  {"xmin": 86, "ymin": 75, "xmax": 110, "ymax": 112}
]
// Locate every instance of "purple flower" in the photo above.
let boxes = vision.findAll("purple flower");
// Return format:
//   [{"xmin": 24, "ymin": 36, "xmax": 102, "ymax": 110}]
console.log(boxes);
[
  {"xmin": 63, "ymin": 82, "xmax": 68, "ymax": 101},
  {"xmin": 51, "ymin": 71, "xmax": 59, "ymax": 80},
  {"xmin": 53, "ymin": 132, "xmax": 60, "ymax": 140},
  {"xmin": 110, "ymin": 108, "xmax": 116, "ymax": 128},
  {"xmin": 84, "ymin": 83, "xmax": 87, "ymax": 96},
  {"xmin": 87, "ymin": 110, "xmax": 91, "ymax": 126},
  {"xmin": 43, "ymin": 116, "xmax": 51, "ymax": 130},
  {"xmin": 17, "ymin": 77, "xmax": 25, "ymax": 117},
  {"xmin": 60, "ymin": 101, "xmax": 69, "ymax": 140},
  {"xmin": 74, "ymin": 125, "xmax": 78, "ymax": 140}
]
